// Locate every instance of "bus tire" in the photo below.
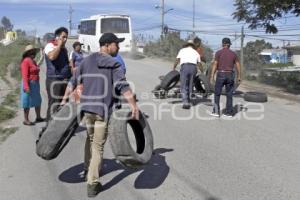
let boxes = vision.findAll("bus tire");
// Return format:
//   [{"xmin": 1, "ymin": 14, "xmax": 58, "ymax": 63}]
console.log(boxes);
[{"xmin": 108, "ymin": 109, "xmax": 154, "ymax": 168}]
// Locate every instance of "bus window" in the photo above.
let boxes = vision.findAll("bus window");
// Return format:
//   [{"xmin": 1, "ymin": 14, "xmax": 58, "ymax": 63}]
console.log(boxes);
[
  {"xmin": 80, "ymin": 20, "xmax": 96, "ymax": 35},
  {"xmin": 101, "ymin": 18, "xmax": 129, "ymax": 33}
]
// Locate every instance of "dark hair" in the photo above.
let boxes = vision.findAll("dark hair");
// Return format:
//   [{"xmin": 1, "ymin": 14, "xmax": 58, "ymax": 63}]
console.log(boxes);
[
  {"xmin": 22, "ymin": 49, "xmax": 37, "ymax": 61},
  {"xmin": 194, "ymin": 37, "xmax": 201, "ymax": 44},
  {"xmin": 183, "ymin": 43, "xmax": 196, "ymax": 49},
  {"xmin": 54, "ymin": 27, "xmax": 68, "ymax": 37}
]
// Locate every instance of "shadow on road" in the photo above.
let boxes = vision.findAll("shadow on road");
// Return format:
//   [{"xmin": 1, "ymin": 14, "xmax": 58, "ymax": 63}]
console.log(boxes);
[
  {"xmin": 233, "ymin": 90, "xmax": 244, "ymax": 98},
  {"xmin": 221, "ymin": 104, "xmax": 248, "ymax": 116},
  {"xmin": 168, "ymin": 97, "xmax": 211, "ymax": 106},
  {"xmin": 59, "ymin": 148, "xmax": 173, "ymax": 190}
]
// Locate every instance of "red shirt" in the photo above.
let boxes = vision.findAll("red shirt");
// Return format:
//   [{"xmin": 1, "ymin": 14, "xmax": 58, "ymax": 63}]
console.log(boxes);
[
  {"xmin": 215, "ymin": 48, "xmax": 238, "ymax": 71},
  {"xmin": 21, "ymin": 57, "xmax": 40, "ymax": 91}
]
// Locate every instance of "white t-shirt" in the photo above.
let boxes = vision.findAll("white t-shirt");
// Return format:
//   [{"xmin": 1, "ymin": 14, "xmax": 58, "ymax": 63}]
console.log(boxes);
[
  {"xmin": 69, "ymin": 50, "xmax": 74, "ymax": 60},
  {"xmin": 44, "ymin": 43, "xmax": 55, "ymax": 55},
  {"xmin": 176, "ymin": 47, "xmax": 201, "ymax": 66}
]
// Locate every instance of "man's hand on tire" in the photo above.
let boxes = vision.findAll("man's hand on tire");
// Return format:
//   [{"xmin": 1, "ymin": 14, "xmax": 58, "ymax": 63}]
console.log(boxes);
[{"xmin": 131, "ymin": 106, "xmax": 139, "ymax": 120}]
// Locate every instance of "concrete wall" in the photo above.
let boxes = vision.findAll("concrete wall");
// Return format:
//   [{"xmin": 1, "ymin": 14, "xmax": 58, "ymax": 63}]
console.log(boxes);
[{"xmin": 292, "ymin": 55, "xmax": 300, "ymax": 65}]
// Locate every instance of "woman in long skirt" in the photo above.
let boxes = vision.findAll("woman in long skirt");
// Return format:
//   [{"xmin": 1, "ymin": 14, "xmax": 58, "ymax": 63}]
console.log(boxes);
[{"xmin": 20, "ymin": 45, "xmax": 45, "ymax": 125}]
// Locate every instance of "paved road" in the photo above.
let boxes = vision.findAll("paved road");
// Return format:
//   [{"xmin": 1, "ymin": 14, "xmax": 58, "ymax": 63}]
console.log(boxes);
[{"xmin": 1, "ymin": 45, "xmax": 300, "ymax": 200}]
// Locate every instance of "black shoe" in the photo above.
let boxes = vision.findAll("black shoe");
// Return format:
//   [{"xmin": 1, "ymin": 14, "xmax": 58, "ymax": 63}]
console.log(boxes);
[
  {"xmin": 87, "ymin": 182, "xmax": 102, "ymax": 198},
  {"xmin": 182, "ymin": 104, "xmax": 191, "ymax": 109},
  {"xmin": 35, "ymin": 117, "xmax": 46, "ymax": 123},
  {"xmin": 23, "ymin": 121, "xmax": 35, "ymax": 126}
]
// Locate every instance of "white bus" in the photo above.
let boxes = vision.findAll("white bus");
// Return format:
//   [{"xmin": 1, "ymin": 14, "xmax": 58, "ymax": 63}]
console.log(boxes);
[{"xmin": 78, "ymin": 14, "xmax": 133, "ymax": 53}]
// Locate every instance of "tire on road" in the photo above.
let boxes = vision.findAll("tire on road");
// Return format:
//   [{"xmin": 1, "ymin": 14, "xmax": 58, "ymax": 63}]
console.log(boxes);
[
  {"xmin": 194, "ymin": 74, "xmax": 210, "ymax": 96},
  {"xmin": 152, "ymin": 84, "xmax": 167, "ymax": 99},
  {"xmin": 160, "ymin": 70, "xmax": 180, "ymax": 90},
  {"xmin": 244, "ymin": 91, "xmax": 268, "ymax": 103},
  {"xmin": 36, "ymin": 102, "xmax": 80, "ymax": 160},
  {"xmin": 206, "ymin": 66, "xmax": 240, "ymax": 94},
  {"xmin": 108, "ymin": 109, "xmax": 154, "ymax": 168}
]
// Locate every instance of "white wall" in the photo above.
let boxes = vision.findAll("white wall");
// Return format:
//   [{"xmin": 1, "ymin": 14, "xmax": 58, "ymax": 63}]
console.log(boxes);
[{"xmin": 292, "ymin": 55, "xmax": 300, "ymax": 66}]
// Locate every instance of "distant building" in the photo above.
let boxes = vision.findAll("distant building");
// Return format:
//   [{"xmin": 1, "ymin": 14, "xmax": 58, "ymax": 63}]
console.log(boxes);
[
  {"xmin": 5, "ymin": 31, "xmax": 17, "ymax": 41},
  {"xmin": 259, "ymin": 49, "xmax": 288, "ymax": 64},
  {"xmin": 285, "ymin": 45, "xmax": 300, "ymax": 66}
]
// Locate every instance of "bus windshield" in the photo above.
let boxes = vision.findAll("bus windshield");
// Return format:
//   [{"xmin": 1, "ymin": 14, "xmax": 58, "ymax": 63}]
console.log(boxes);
[{"xmin": 101, "ymin": 18, "xmax": 129, "ymax": 33}]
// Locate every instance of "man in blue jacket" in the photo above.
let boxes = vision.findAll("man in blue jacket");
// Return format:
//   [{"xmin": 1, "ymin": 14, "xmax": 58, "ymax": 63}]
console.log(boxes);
[{"xmin": 44, "ymin": 27, "xmax": 72, "ymax": 121}]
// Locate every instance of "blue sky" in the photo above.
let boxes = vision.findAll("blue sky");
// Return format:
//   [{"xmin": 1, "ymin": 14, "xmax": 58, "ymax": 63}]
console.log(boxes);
[{"xmin": 1, "ymin": 0, "xmax": 300, "ymax": 50}]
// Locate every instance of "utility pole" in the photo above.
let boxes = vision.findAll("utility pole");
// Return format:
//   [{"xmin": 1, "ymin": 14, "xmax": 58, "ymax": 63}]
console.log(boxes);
[
  {"xmin": 240, "ymin": 26, "xmax": 245, "ymax": 77},
  {"xmin": 68, "ymin": 4, "xmax": 74, "ymax": 36},
  {"xmin": 161, "ymin": 0, "xmax": 165, "ymax": 38},
  {"xmin": 193, "ymin": 0, "xmax": 195, "ymax": 37}
]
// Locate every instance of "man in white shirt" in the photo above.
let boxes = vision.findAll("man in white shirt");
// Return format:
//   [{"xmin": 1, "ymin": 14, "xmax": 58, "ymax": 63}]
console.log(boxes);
[
  {"xmin": 173, "ymin": 40, "xmax": 201, "ymax": 109},
  {"xmin": 44, "ymin": 27, "xmax": 72, "ymax": 121}
]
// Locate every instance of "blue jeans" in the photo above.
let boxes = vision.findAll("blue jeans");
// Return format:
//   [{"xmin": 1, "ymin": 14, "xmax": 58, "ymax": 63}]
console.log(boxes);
[
  {"xmin": 213, "ymin": 72, "xmax": 235, "ymax": 114},
  {"xmin": 180, "ymin": 63, "xmax": 197, "ymax": 104}
]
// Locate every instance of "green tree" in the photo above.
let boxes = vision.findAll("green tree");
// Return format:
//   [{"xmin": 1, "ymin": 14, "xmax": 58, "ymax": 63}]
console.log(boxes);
[
  {"xmin": 243, "ymin": 39, "xmax": 272, "ymax": 70},
  {"xmin": 1, "ymin": 16, "xmax": 13, "ymax": 31},
  {"xmin": 232, "ymin": 0, "xmax": 300, "ymax": 33},
  {"xmin": 0, "ymin": 26, "xmax": 5, "ymax": 40},
  {"xmin": 15, "ymin": 29, "xmax": 26, "ymax": 37},
  {"xmin": 144, "ymin": 33, "xmax": 213, "ymax": 62}
]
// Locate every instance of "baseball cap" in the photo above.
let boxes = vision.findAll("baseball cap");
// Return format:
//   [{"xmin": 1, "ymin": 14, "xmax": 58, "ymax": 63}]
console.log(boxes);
[
  {"xmin": 99, "ymin": 33, "xmax": 125, "ymax": 46},
  {"xmin": 222, "ymin": 37, "xmax": 231, "ymax": 45},
  {"xmin": 72, "ymin": 41, "xmax": 83, "ymax": 48}
]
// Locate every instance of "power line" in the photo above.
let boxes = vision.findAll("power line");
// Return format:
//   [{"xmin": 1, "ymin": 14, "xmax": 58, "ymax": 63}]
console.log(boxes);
[{"xmin": 246, "ymin": 34, "xmax": 300, "ymax": 41}]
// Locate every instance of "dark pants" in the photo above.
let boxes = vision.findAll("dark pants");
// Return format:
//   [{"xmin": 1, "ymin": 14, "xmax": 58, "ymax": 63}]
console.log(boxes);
[
  {"xmin": 46, "ymin": 78, "xmax": 68, "ymax": 121},
  {"xmin": 180, "ymin": 63, "xmax": 197, "ymax": 104},
  {"xmin": 213, "ymin": 72, "xmax": 235, "ymax": 115}
]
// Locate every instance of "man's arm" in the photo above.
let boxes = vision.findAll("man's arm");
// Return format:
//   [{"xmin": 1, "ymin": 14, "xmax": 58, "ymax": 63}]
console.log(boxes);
[
  {"xmin": 69, "ymin": 52, "xmax": 76, "ymax": 73},
  {"xmin": 61, "ymin": 61, "xmax": 82, "ymax": 104},
  {"xmin": 122, "ymin": 90, "xmax": 139, "ymax": 120},
  {"xmin": 235, "ymin": 60, "xmax": 242, "ymax": 82},
  {"xmin": 113, "ymin": 63, "xmax": 139, "ymax": 120},
  {"xmin": 197, "ymin": 62, "xmax": 204, "ymax": 73},
  {"xmin": 47, "ymin": 38, "xmax": 64, "ymax": 61},
  {"xmin": 210, "ymin": 61, "xmax": 218, "ymax": 84},
  {"xmin": 173, "ymin": 58, "xmax": 180, "ymax": 70}
]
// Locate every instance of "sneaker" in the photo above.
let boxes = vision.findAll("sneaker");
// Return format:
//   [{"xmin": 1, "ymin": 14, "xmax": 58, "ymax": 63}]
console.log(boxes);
[
  {"xmin": 87, "ymin": 182, "xmax": 102, "ymax": 198},
  {"xmin": 182, "ymin": 104, "xmax": 191, "ymax": 109},
  {"xmin": 222, "ymin": 113, "xmax": 234, "ymax": 118},
  {"xmin": 210, "ymin": 112, "xmax": 220, "ymax": 117}
]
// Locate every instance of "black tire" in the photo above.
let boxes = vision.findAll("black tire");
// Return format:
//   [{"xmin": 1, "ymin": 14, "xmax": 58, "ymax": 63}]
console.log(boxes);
[
  {"xmin": 108, "ymin": 109, "xmax": 154, "ymax": 168},
  {"xmin": 194, "ymin": 74, "xmax": 210, "ymax": 96},
  {"xmin": 36, "ymin": 102, "xmax": 80, "ymax": 160},
  {"xmin": 206, "ymin": 66, "xmax": 240, "ymax": 94},
  {"xmin": 160, "ymin": 70, "xmax": 180, "ymax": 90},
  {"xmin": 158, "ymin": 75, "xmax": 165, "ymax": 81},
  {"xmin": 244, "ymin": 92, "xmax": 268, "ymax": 103},
  {"xmin": 152, "ymin": 84, "xmax": 167, "ymax": 99},
  {"xmin": 153, "ymin": 84, "xmax": 161, "ymax": 91}
]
